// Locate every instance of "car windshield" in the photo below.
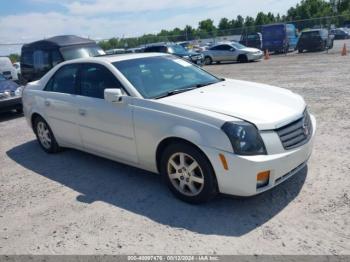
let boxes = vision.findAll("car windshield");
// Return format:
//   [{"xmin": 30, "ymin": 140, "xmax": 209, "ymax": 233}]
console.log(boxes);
[
  {"xmin": 60, "ymin": 45, "xmax": 105, "ymax": 60},
  {"xmin": 168, "ymin": 45, "xmax": 187, "ymax": 54},
  {"xmin": 0, "ymin": 74, "xmax": 6, "ymax": 81},
  {"xmin": 113, "ymin": 56, "xmax": 221, "ymax": 99},
  {"xmin": 301, "ymin": 31, "xmax": 321, "ymax": 38},
  {"xmin": 231, "ymin": 42, "xmax": 246, "ymax": 49}
]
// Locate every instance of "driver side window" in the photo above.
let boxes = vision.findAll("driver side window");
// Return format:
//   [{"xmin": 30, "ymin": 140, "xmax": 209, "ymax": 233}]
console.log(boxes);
[
  {"xmin": 80, "ymin": 64, "xmax": 124, "ymax": 99},
  {"xmin": 221, "ymin": 45, "xmax": 233, "ymax": 51}
]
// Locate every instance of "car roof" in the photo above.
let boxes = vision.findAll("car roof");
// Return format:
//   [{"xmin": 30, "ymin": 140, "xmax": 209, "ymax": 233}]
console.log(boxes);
[
  {"xmin": 22, "ymin": 35, "xmax": 96, "ymax": 49},
  {"xmin": 212, "ymin": 42, "xmax": 233, "ymax": 47},
  {"xmin": 63, "ymin": 52, "xmax": 169, "ymax": 64}
]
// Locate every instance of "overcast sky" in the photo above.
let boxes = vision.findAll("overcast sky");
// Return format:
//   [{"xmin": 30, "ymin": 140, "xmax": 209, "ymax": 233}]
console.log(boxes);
[{"xmin": 0, "ymin": 0, "xmax": 302, "ymax": 55}]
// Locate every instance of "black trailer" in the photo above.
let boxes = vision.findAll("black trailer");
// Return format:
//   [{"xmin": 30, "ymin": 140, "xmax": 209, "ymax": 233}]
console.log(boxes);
[{"xmin": 21, "ymin": 35, "xmax": 104, "ymax": 82}]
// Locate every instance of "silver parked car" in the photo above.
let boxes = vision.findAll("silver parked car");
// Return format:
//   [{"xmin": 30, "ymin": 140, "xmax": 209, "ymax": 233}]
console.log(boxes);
[{"xmin": 202, "ymin": 42, "xmax": 263, "ymax": 65}]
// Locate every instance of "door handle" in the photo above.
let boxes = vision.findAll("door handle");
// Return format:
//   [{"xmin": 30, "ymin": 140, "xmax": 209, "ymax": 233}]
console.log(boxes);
[
  {"xmin": 78, "ymin": 109, "xmax": 86, "ymax": 116},
  {"xmin": 44, "ymin": 100, "xmax": 50, "ymax": 107}
]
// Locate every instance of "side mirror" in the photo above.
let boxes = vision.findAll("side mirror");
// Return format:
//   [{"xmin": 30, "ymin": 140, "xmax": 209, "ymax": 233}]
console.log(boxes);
[{"xmin": 104, "ymin": 88, "xmax": 124, "ymax": 103}]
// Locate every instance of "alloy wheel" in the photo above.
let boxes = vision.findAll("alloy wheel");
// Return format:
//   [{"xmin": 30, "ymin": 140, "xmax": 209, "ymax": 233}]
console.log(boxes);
[
  {"xmin": 37, "ymin": 121, "xmax": 52, "ymax": 150},
  {"xmin": 167, "ymin": 152, "xmax": 205, "ymax": 196}
]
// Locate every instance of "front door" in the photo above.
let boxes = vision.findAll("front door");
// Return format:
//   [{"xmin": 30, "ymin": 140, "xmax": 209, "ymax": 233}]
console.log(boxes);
[{"xmin": 74, "ymin": 63, "xmax": 138, "ymax": 163}]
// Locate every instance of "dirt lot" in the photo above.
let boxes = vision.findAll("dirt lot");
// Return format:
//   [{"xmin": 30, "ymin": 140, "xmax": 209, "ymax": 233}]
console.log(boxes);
[{"xmin": 0, "ymin": 40, "xmax": 349, "ymax": 255}]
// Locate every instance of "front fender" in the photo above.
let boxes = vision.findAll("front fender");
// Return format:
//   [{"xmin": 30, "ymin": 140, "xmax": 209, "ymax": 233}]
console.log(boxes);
[{"xmin": 132, "ymin": 99, "xmax": 232, "ymax": 172}]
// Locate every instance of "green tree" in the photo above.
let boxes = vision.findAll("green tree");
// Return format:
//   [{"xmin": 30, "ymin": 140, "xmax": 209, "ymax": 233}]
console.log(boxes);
[
  {"xmin": 255, "ymin": 12, "xmax": 270, "ymax": 25},
  {"xmin": 198, "ymin": 19, "xmax": 217, "ymax": 37},
  {"xmin": 218, "ymin": 18, "xmax": 231, "ymax": 30},
  {"xmin": 244, "ymin": 16, "xmax": 255, "ymax": 27},
  {"xmin": 9, "ymin": 54, "xmax": 20, "ymax": 63}
]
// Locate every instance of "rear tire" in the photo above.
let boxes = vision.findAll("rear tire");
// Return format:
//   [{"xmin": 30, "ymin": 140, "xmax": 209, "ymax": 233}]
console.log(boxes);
[
  {"xmin": 160, "ymin": 142, "xmax": 218, "ymax": 204},
  {"xmin": 33, "ymin": 116, "xmax": 60, "ymax": 154}
]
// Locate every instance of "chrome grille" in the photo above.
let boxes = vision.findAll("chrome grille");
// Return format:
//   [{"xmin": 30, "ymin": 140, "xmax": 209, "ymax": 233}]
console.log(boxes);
[{"xmin": 276, "ymin": 111, "xmax": 312, "ymax": 150}]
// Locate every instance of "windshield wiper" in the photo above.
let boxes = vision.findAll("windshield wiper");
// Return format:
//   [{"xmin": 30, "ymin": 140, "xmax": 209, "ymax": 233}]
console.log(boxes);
[
  {"xmin": 154, "ymin": 80, "xmax": 223, "ymax": 99},
  {"xmin": 154, "ymin": 87, "xmax": 198, "ymax": 99}
]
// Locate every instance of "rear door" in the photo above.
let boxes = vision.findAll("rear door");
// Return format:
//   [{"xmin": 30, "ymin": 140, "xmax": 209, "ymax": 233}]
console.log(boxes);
[{"xmin": 43, "ymin": 64, "xmax": 82, "ymax": 147}]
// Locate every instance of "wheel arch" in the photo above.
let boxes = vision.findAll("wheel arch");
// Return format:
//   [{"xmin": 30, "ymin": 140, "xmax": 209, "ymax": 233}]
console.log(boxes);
[
  {"xmin": 30, "ymin": 112, "xmax": 44, "ymax": 131},
  {"xmin": 204, "ymin": 55, "xmax": 214, "ymax": 62},
  {"xmin": 237, "ymin": 53, "xmax": 248, "ymax": 62},
  {"xmin": 155, "ymin": 136, "xmax": 216, "ymax": 179}
]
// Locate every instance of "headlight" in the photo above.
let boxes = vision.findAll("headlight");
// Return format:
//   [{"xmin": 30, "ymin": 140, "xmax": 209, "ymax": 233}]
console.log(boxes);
[
  {"xmin": 0, "ymin": 90, "xmax": 12, "ymax": 99},
  {"xmin": 183, "ymin": 55, "xmax": 190, "ymax": 59},
  {"xmin": 221, "ymin": 121, "xmax": 267, "ymax": 155},
  {"xmin": 15, "ymin": 86, "xmax": 23, "ymax": 96}
]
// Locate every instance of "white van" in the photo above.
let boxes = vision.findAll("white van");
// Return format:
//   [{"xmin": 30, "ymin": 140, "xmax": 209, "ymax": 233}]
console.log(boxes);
[{"xmin": 0, "ymin": 57, "xmax": 18, "ymax": 81}]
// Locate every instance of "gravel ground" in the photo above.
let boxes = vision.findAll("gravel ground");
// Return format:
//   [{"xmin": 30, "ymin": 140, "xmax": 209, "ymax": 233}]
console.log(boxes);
[{"xmin": 0, "ymin": 40, "xmax": 349, "ymax": 255}]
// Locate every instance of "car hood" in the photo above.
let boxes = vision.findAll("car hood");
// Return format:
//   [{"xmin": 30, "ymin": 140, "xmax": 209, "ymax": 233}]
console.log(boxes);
[
  {"xmin": 0, "ymin": 80, "xmax": 18, "ymax": 92},
  {"xmin": 160, "ymin": 79, "xmax": 306, "ymax": 130},
  {"xmin": 240, "ymin": 47, "xmax": 261, "ymax": 53},
  {"xmin": 175, "ymin": 51, "xmax": 200, "ymax": 57}
]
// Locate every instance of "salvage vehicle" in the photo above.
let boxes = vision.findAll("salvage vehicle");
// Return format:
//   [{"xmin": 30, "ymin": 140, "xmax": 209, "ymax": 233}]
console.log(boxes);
[
  {"xmin": 0, "ymin": 73, "xmax": 23, "ymax": 113},
  {"xmin": 262, "ymin": 23, "xmax": 298, "ymax": 53},
  {"xmin": 21, "ymin": 35, "xmax": 105, "ymax": 83},
  {"xmin": 330, "ymin": 28, "xmax": 350, "ymax": 40},
  {"xmin": 22, "ymin": 53, "xmax": 316, "ymax": 204},
  {"xmin": 297, "ymin": 29, "xmax": 334, "ymax": 53},
  {"xmin": 105, "ymin": 48, "xmax": 128, "ymax": 55},
  {"xmin": 239, "ymin": 32, "xmax": 263, "ymax": 50},
  {"xmin": 143, "ymin": 43, "xmax": 203, "ymax": 65},
  {"xmin": 202, "ymin": 42, "xmax": 263, "ymax": 64},
  {"xmin": 0, "ymin": 57, "xmax": 18, "ymax": 81}
]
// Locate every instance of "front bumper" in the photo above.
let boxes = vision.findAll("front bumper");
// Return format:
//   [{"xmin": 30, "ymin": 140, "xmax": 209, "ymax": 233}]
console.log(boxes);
[
  {"xmin": 0, "ymin": 96, "xmax": 22, "ymax": 112},
  {"xmin": 248, "ymin": 52, "xmax": 264, "ymax": 61},
  {"xmin": 201, "ymin": 115, "xmax": 316, "ymax": 196},
  {"xmin": 189, "ymin": 55, "xmax": 204, "ymax": 65}
]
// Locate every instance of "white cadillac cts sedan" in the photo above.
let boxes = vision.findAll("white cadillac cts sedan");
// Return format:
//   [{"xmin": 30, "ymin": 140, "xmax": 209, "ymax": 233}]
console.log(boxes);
[{"xmin": 23, "ymin": 53, "xmax": 316, "ymax": 204}]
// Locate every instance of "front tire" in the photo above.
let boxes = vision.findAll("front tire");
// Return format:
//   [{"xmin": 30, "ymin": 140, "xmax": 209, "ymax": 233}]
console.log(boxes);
[
  {"xmin": 33, "ymin": 116, "xmax": 60, "ymax": 153},
  {"xmin": 204, "ymin": 56, "xmax": 212, "ymax": 65},
  {"xmin": 160, "ymin": 143, "xmax": 218, "ymax": 204},
  {"xmin": 238, "ymin": 54, "xmax": 248, "ymax": 63}
]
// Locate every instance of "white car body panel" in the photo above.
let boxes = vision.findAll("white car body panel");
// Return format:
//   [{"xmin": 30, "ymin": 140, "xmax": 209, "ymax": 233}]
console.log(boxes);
[{"xmin": 22, "ymin": 53, "xmax": 316, "ymax": 197}]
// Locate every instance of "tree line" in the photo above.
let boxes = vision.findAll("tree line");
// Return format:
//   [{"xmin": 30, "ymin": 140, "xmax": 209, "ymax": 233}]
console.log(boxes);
[{"xmin": 99, "ymin": 0, "xmax": 350, "ymax": 50}]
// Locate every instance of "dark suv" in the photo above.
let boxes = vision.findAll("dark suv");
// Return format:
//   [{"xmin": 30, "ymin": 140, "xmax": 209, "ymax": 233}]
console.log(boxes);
[
  {"xmin": 297, "ymin": 29, "xmax": 334, "ymax": 53},
  {"xmin": 143, "ymin": 44, "xmax": 203, "ymax": 65},
  {"xmin": 21, "ymin": 35, "xmax": 105, "ymax": 83},
  {"xmin": 239, "ymin": 33, "xmax": 262, "ymax": 50}
]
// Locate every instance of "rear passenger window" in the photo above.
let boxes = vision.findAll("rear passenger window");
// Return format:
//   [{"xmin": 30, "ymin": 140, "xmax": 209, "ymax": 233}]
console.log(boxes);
[
  {"xmin": 45, "ymin": 64, "xmax": 79, "ymax": 94},
  {"xmin": 80, "ymin": 64, "xmax": 123, "ymax": 99}
]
